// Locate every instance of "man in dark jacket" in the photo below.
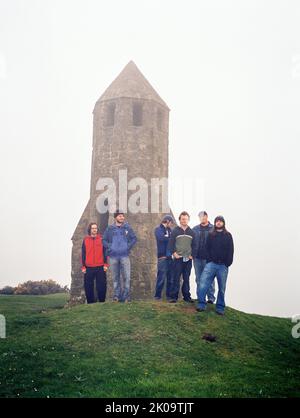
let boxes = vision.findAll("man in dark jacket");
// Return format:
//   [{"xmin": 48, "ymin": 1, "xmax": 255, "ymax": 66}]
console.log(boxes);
[
  {"xmin": 193, "ymin": 211, "xmax": 215, "ymax": 304},
  {"xmin": 81, "ymin": 222, "xmax": 109, "ymax": 304},
  {"xmin": 168, "ymin": 211, "xmax": 197, "ymax": 303},
  {"xmin": 197, "ymin": 216, "xmax": 234, "ymax": 315},
  {"xmin": 103, "ymin": 210, "xmax": 137, "ymax": 302},
  {"xmin": 154, "ymin": 214, "xmax": 174, "ymax": 301}
]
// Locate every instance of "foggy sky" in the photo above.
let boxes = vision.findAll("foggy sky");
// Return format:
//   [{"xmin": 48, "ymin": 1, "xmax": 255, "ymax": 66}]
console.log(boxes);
[{"xmin": 0, "ymin": 0, "xmax": 299, "ymax": 317}]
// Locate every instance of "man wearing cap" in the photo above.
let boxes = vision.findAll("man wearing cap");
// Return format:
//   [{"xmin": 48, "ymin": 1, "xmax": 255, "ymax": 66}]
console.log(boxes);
[
  {"xmin": 193, "ymin": 211, "xmax": 215, "ymax": 304},
  {"xmin": 154, "ymin": 215, "xmax": 174, "ymax": 301},
  {"xmin": 103, "ymin": 210, "xmax": 137, "ymax": 302},
  {"xmin": 197, "ymin": 216, "xmax": 234, "ymax": 315}
]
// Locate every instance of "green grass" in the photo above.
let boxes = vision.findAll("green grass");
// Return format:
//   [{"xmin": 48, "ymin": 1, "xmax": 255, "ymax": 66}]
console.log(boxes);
[{"xmin": 0, "ymin": 293, "xmax": 299, "ymax": 398}]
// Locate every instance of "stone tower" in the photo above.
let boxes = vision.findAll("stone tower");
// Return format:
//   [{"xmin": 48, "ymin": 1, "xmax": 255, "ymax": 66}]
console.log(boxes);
[{"xmin": 70, "ymin": 61, "xmax": 173, "ymax": 304}]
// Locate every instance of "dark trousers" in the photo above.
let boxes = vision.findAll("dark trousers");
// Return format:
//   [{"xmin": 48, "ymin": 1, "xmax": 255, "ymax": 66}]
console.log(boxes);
[
  {"xmin": 154, "ymin": 257, "xmax": 173, "ymax": 299},
  {"xmin": 171, "ymin": 258, "xmax": 192, "ymax": 301},
  {"xmin": 84, "ymin": 266, "xmax": 107, "ymax": 304}
]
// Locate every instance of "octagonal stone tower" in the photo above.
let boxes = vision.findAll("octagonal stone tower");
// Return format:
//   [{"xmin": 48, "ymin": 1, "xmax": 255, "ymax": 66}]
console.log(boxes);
[{"xmin": 70, "ymin": 61, "xmax": 173, "ymax": 304}]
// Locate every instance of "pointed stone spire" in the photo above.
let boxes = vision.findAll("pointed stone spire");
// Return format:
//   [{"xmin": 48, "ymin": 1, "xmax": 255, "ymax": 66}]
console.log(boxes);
[{"xmin": 96, "ymin": 61, "xmax": 169, "ymax": 109}]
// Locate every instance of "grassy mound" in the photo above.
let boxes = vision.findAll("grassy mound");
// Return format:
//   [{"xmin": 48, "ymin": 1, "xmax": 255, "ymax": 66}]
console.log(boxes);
[{"xmin": 0, "ymin": 294, "xmax": 299, "ymax": 397}]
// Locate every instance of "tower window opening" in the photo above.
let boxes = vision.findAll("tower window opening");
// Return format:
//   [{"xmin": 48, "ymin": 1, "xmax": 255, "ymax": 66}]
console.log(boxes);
[
  {"xmin": 157, "ymin": 109, "xmax": 164, "ymax": 131},
  {"xmin": 105, "ymin": 103, "xmax": 116, "ymax": 127},
  {"xmin": 132, "ymin": 102, "xmax": 143, "ymax": 126}
]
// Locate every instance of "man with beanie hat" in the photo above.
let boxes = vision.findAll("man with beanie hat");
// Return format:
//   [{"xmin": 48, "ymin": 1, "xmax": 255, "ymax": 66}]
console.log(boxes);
[
  {"xmin": 193, "ymin": 211, "xmax": 215, "ymax": 304},
  {"xmin": 197, "ymin": 215, "xmax": 234, "ymax": 315},
  {"xmin": 103, "ymin": 210, "xmax": 137, "ymax": 302},
  {"xmin": 154, "ymin": 214, "xmax": 174, "ymax": 301}
]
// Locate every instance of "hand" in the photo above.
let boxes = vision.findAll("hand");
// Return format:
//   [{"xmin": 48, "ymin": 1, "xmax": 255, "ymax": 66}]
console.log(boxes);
[
  {"xmin": 104, "ymin": 266, "xmax": 108, "ymax": 272},
  {"xmin": 81, "ymin": 266, "xmax": 86, "ymax": 274},
  {"xmin": 173, "ymin": 252, "xmax": 180, "ymax": 259},
  {"xmin": 189, "ymin": 256, "xmax": 193, "ymax": 260}
]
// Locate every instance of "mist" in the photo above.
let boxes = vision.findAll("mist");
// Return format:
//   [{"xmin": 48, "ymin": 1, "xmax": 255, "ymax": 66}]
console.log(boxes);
[{"xmin": 0, "ymin": 0, "xmax": 299, "ymax": 317}]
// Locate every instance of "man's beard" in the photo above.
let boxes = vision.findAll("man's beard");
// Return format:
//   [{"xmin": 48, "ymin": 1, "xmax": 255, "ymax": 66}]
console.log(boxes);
[{"xmin": 215, "ymin": 226, "xmax": 224, "ymax": 231}]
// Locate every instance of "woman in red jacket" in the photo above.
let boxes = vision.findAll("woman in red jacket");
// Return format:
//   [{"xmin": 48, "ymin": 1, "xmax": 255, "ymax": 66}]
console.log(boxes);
[{"xmin": 81, "ymin": 223, "xmax": 109, "ymax": 303}]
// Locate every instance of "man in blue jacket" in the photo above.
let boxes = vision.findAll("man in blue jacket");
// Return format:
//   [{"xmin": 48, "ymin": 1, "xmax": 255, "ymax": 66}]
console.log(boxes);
[
  {"xmin": 154, "ymin": 215, "xmax": 174, "ymax": 301},
  {"xmin": 103, "ymin": 210, "xmax": 137, "ymax": 302}
]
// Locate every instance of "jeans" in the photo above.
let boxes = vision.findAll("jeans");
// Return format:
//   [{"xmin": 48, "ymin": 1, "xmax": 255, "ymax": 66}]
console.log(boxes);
[
  {"xmin": 198, "ymin": 262, "xmax": 229, "ymax": 313},
  {"xmin": 171, "ymin": 258, "xmax": 192, "ymax": 301},
  {"xmin": 154, "ymin": 257, "xmax": 173, "ymax": 299},
  {"xmin": 193, "ymin": 258, "xmax": 216, "ymax": 303},
  {"xmin": 110, "ymin": 256, "xmax": 131, "ymax": 301},
  {"xmin": 84, "ymin": 266, "xmax": 107, "ymax": 304}
]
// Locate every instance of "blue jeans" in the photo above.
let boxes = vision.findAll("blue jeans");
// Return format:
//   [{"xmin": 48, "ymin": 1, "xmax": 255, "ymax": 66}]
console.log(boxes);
[
  {"xmin": 110, "ymin": 256, "xmax": 131, "ymax": 301},
  {"xmin": 193, "ymin": 258, "xmax": 216, "ymax": 303},
  {"xmin": 154, "ymin": 257, "xmax": 173, "ymax": 299},
  {"xmin": 171, "ymin": 258, "xmax": 192, "ymax": 301},
  {"xmin": 198, "ymin": 262, "xmax": 229, "ymax": 313}
]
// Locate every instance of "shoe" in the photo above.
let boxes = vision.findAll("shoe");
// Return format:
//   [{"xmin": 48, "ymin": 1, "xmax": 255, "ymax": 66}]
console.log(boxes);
[
  {"xmin": 154, "ymin": 297, "xmax": 162, "ymax": 301},
  {"xmin": 123, "ymin": 299, "xmax": 130, "ymax": 303},
  {"xmin": 169, "ymin": 299, "xmax": 177, "ymax": 303},
  {"xmin": 196, "ymin": 307, "xmax": 205, "ymax": 312},
  {"xmin": 207, "ymin": 300, "xmax": 214, "ymax": 304},
  {"xmin": 113, "ymin": 298, "xmax": 119, "ymax": 303},
  {"xmin": 216, "ymin": 311, "xmax": 224, "ymax": 316},
  {"xmin": 184, "ymin": 299, "xmax": 194, "ymax": 304}
]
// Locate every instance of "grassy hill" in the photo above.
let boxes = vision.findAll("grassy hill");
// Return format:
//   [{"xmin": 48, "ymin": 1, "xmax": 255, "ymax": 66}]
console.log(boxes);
[{"xmin": 0, "ymin": 293, "xmax": 299, "ymax": 398}]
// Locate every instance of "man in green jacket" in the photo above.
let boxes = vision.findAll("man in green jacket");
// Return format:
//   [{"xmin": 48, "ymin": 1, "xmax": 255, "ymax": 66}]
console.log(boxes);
[{"xmin": 168, "ymin": 211, "xmax": 197, "ymax": 303}]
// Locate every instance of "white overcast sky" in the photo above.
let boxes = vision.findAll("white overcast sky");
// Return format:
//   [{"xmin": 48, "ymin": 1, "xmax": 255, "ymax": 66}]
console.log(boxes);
[{"xmin": 0, "ymin": 0, "xmax": 299, "ymax": 317}]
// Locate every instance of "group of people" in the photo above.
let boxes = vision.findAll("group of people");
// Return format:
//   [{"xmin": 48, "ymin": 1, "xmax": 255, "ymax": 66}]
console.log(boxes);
[
  {"xmin": 154, "ymin": 211, "xmax": 234, "ymax": 315},
  {"xmin": 81, "ymin": 209, "xmax": 234, "ymax": 315}
]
